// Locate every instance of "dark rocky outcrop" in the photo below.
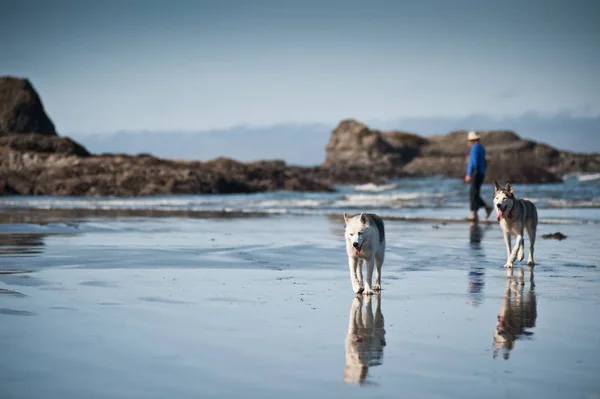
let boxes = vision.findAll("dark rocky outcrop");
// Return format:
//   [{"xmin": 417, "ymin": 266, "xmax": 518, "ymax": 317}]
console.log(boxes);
[
  {"xmin": 2, "ymin": 75, "xmax": 599, "ymax": 197},
  {"xmin": 0, "ymin": 151, "xmax": 333, "ymax": 197},
  {"xmin": 323, "ymin": 121, "xmax": 600, "ymax": 184},
  {"xmin": 0, "ymin": 76, "xmax": 333, "ymax": 196},
  {"xmin": 542, "ymin": 232, "xmax": 567, "ymax": 240},
  {"xmin": 401, "ymin": 130, "xmax": 566, "ymax": 183},
  {"xmin": 0, "ymin": 77, "xmax": 56, "ymax": 136},
  {"xmin": 0, "ymin": 133, "xmax": 90, "ymax": 157}
]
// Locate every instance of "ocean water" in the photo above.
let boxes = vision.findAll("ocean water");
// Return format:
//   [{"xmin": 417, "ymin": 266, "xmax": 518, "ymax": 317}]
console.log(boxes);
[
  {"xmin": 1, "ymin": 175, "xmax": 599, "ymax": 224},
  {"xmin": 1, "ymin": 174, "xmax": 600, "ymax": 398}
]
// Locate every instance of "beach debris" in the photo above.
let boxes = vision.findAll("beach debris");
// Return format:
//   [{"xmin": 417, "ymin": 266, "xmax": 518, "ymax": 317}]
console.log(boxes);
[{"xmin": 542, "ymin": 232, "xmax": 567, "ymax": 240}]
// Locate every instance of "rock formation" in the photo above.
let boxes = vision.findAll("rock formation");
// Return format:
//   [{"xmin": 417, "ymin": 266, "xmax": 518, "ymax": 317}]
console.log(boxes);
[
  {"xmin": 0, "ymin": 150, "xmax": 333, "ymax": 196},
  {"xmin": 0, "ymin": 77, "xmax": 333, "ymax": 196},
  {"xmin": 0, "ymin": 76, "xmax": 57, "ymax": 136},
  {"xmin": 2, "ymin": 76, "xmax": 599, "ymax": 197},
  {"xmin": 324, "ymin": 119, "xmax": 425, "ymax": 168},
  {"xmin": 323, "ymin": 121, "xmax": 600, "ymax": 184},
  {"xmin": 0, "ymin": 134, "xmax": 90, "ymax": 157}
]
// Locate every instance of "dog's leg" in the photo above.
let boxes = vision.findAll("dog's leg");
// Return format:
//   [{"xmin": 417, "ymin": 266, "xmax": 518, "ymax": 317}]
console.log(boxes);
[
  {"xmin": 518, "ymin": 236, "xmax": 525, "ymax": 262},
  {"xmin": 348, "ymin": 256, "xmax": 363, "ymax": 294},
  {"xmin": 503, "ymin": 231, "xmax": 513, "ymax": 268},
  {"xmin": 508, "ymin": 231, "xmax": 524, "ymax": 267},
  {"xmin": 525, "ymin": 224, "xmax": 535, "ymax": 267},
  {"xmin": 356, "ymin": 259, "xmax": 364, "ymax": 290},
  {"xmin": 373, "ymin": 248, "xmax": 384, "ymax": 292},
  {"xmin": 363, "ymin": 257, "xmax": 375, "ymax": 295}
]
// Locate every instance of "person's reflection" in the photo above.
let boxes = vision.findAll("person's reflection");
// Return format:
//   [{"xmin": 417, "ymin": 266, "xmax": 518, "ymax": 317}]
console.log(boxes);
[
  {"xmin": 469, "ymin": 221, "xmax": 483, "ymax": 246},
  {"xmin": 467, "ymin": 266, "xmax": 485, "ymax": 307},
  {"xmin": 493, "ymin": 267, "xmax": 537, "ymax": 360},
  {"xmin": 467, "ymin": 221, "xmax": 487, "ymax": 307},
  {"xmin": 344, "ymin": 294, "xmax": 386, "ymax": 385},
  {"xmin": 469, "ymin": 220, "xmax": 493, "ymax": 247}
]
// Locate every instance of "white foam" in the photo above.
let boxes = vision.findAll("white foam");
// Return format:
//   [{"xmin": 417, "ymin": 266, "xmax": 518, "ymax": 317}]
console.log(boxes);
[
  {"xmin": 247, "ymin": 199, "xmax": 325, "ymax": 208},
  {"xmin": 545, "ymin": 199, "xmax": 600, "ymax": 208},
  {"xmin": 537, "ymin": 218, "xmax": 591, "ymax": 225},
  {"xmin": 563, "ymin": 172, "xmax": 600, "ymax": 182},
  {"xmin": 353, "ymin": 183, "xmax": 398, "ymax": 192},
  {"xmin": 578, "ymin": 173, "xmax": 600, "ymax": 182},
  {"xmin": 335, "ymin": 192, "xmax": 445, "ymax": 208}
]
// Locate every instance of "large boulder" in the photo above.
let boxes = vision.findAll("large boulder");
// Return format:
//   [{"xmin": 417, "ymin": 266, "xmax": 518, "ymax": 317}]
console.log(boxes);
[
  {"xmin": 324, "ymin": 119, "xmax": 426, "ymax": 167},
  {"xmin": 0, "ymin": 76, "xmax": 91, "ymax": 157},
  {"xmin": 0, "ymin": 76, "xmax": 56, "ymax": 136}
]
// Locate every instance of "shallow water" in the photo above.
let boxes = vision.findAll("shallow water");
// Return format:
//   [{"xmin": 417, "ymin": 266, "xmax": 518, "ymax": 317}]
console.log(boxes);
[
  {"xmin": 0, "ymin": 212, "xmax": 599, "ymax": 399},
  {"xmin": 2, "ymin": 175, "xmax": 600, "ymax": 224}
]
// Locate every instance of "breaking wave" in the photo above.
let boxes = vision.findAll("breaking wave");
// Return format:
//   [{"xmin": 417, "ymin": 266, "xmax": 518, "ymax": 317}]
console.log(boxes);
[
  {"xmin": 353, "ymin": 183, "xmax": 399, "ymax": 192},
  {"xmin": 334, "ymin": 192, "xmax": 448, "ymax": 209},
  {"xmin": 578, "ymin": 173, "xmax": 600, "ymax": 182},
  {"xmin": 564, "ymin": 172, "xmax": 600, "ymax": 182}
]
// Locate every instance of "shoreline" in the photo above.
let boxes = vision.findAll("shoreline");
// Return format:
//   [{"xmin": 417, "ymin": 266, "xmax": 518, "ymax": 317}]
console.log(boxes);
[{"xmin": 1, "ymin": 206, "xmax": 598, "ymax": 225}]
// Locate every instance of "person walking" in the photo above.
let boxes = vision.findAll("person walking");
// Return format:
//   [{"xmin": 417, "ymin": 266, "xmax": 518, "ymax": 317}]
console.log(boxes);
[{"xmin": 465, "ymin": 131, "xmax": 492, "ymax": 221}]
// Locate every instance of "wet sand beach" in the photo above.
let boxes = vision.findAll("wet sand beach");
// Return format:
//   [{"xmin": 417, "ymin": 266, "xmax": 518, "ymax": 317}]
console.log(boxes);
[{"xmin": 1, "ymin": 211, "xmax": 599, "ymax": 399}]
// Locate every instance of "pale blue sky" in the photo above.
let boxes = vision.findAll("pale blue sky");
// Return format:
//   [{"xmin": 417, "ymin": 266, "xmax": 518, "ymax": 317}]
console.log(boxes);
[{"xmin": 1, "ymin": 0, "xmax": 599, "ymax": 134}]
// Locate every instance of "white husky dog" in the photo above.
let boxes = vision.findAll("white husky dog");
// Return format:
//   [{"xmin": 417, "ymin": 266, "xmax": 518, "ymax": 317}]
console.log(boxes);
[
  {"xmin": 493, "ymin": 182, "xmax": 538, "ymax": 268},
  {"xmin": 343, "ymin": 213, "xmax": 386, "ymax": 295}
]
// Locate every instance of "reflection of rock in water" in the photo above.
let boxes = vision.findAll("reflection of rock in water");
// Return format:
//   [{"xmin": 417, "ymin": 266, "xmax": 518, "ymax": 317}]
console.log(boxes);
[
  {"xmin": 344, "ymin": 294, "xmax": 386, "ymax": 385},
  {"xmin": 0, "ymin": 234, "xmax": 46, "ymax": 256},
  {"xmin": 494, "ymin": 268, "xmax": 537, "ymax": 360}
]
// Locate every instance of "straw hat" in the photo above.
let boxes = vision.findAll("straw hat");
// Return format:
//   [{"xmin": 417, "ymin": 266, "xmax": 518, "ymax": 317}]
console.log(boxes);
[{"xmin": 467, "ymin": 131, "xmax": 481, "ymax": 141}]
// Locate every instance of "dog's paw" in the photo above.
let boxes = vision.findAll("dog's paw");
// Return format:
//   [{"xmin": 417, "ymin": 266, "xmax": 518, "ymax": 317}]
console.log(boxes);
[
  {"xmin": 503, "ymin": 263, "xmax": 513, "ymax": 268},
  {"xmin": 354, "ymin": 286, "xmax": 364, "ymax": 295},
  {"xmin": 372, "ymin": 284, "xmax": 381, "ymax": 292},
  {"xmin": 363, "ymin": 288, "xmax": 374, "ymax": 296},
  {"xmin": 526, "ymin": 260, "xmax": 535, "ymax": 267}
]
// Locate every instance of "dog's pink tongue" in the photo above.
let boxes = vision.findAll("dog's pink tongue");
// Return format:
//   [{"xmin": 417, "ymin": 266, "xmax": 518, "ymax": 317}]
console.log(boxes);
[
  {"xmin": 497, "ymin": 211, "xmax": 504, "ymax": 221},
  {"xmin": 354, "ymin": 248, "xmax": 360, "ymax": 256}
]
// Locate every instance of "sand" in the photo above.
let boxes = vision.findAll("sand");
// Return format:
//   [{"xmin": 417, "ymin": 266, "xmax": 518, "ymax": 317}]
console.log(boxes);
[{"xmin": 1, "ymin": 213, "xmax": 599, "ymax": 399}]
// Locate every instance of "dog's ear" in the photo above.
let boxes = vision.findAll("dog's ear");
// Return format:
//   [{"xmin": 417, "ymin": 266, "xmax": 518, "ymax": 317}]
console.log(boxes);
[
  {"xmin": 360, "ymin": 213, "xmax": 367, "ymax": 224},
  {"xmin": 504, "ymin": 182, "xmax": 513, "ymax": 194},
  {"xmin": 494, "ymin": 181, "xmax": 501, "ymax": 191},
  {"xmin": 343, "ymin": 213, "xmax": 348, "ymax": 224}
]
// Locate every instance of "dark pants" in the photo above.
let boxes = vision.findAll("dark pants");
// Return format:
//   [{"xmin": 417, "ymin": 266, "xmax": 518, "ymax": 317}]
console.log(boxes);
[{"xmin": 470, "ymin": 171, "xmax": 487, "ymax": 212}]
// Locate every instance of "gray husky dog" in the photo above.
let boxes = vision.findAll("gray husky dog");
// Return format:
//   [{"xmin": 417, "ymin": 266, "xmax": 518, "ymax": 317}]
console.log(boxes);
[
  {"xmin": 343, "ymin": 213, "xmax": 386, "ymax": 295},
  {"xmin": 493, "ymin": 182, "xmax": 538, "ymax": 268}
]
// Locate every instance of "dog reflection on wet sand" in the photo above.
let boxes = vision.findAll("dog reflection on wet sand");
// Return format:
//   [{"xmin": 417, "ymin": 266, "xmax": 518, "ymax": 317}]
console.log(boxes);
[
  {"xmin": 493, "ymin": 267, "xmax": 537, "ymax": 360},
  {"xmin": 344, "ymin": 294, "xmax": 386, "ymax": 385}
]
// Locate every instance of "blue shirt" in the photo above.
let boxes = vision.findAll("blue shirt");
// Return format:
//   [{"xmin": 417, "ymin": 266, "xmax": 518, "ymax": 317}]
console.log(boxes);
[{"xmin": 466, "ymin": 143, "xmax": 486, "ymax": 177}]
